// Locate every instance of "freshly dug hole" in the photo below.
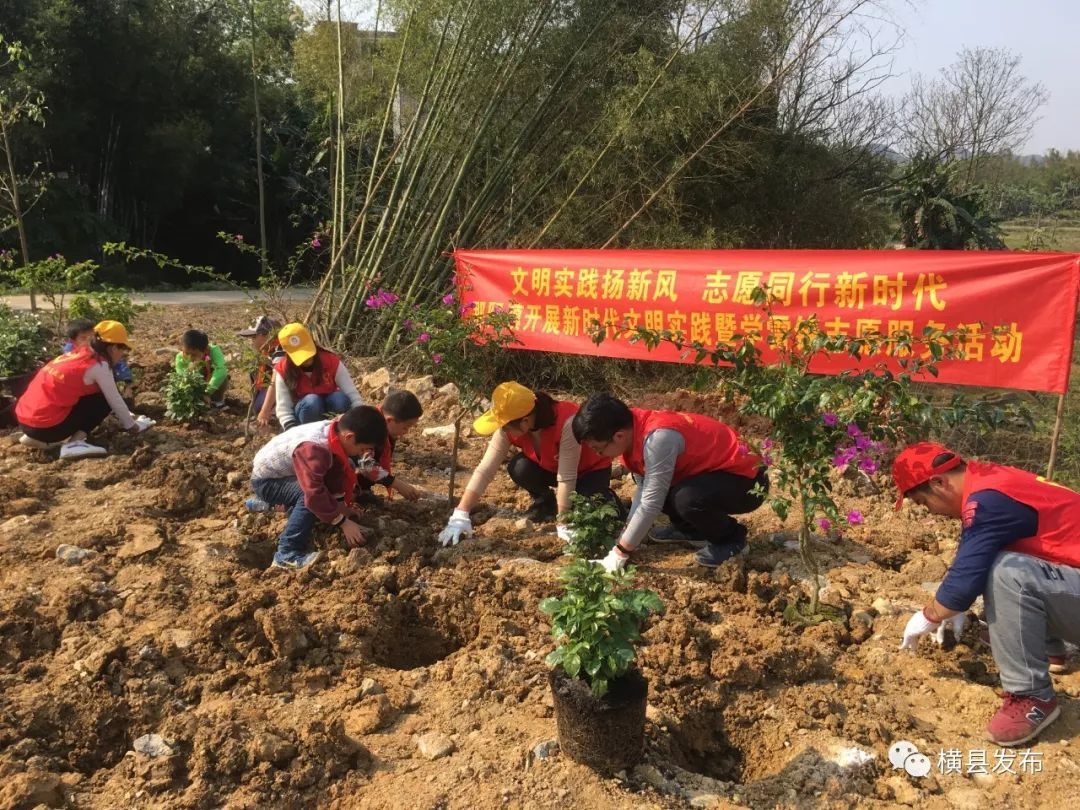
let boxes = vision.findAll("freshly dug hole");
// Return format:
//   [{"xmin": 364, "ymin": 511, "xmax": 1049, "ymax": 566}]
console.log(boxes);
[{"xmin": 369, "ymin": 597, "xmax": 475, "ymax": 670}]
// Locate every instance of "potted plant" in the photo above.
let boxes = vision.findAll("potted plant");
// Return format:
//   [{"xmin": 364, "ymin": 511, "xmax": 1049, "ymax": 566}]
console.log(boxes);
[
  {"xmin": 557, "ymin": 492, "xmax": 623, "ymax": 559},
  {"xmin": 539, "ymin": 559, "xmax": 663, "ymax": 773},
  {"xmin": 0, "ymin": 303, "xmax": 48, "ymax": 396}
]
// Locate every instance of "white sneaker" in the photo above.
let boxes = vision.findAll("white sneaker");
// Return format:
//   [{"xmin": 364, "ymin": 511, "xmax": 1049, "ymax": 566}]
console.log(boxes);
[{"xmin": 59, "ymin": 440, "xmax": 108, "ymax": 460}]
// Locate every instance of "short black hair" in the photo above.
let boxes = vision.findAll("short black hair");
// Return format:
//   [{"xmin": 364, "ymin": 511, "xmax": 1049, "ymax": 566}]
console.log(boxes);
[
  {"xmin": 181, "ymin": 329, "xmax": 210, "ymax": 351},
  {"xmin": 65, "ymin": 319, "xmax": 95, "ymax": 341},
  {"xmin": 572, "ymin": 393, "xmax": 633, "ymax": 443},
  {"xmin": 382, "ymin": 390, "xmax": 423, "ymax": 421},
  {"xmin": 338, "ymin": 405, "xmax": 388, "ymax": 448}
]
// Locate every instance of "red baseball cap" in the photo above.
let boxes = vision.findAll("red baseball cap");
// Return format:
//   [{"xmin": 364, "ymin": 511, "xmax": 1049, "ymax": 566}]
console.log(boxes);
[{"xmin": 891, "ymin": 441, "xmax": 963, "ymax": 509}]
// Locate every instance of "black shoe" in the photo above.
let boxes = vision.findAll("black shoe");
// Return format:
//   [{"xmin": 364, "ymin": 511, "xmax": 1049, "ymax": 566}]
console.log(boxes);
[{"xmin": 524, "ymin": 498, "xmax": 557, "ymax": 523}]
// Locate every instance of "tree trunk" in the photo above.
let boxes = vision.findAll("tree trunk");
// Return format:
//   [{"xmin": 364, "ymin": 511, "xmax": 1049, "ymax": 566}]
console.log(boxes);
[
  {"xmin": 0, "ymin": 106, "xmax": 35, "ymax": 310},
  {"xmin": 799, "ymin": 492, "xmax": 821, "ymax": 614},
  {"xmin": 249, "ymin": 1, "xmax": 269, "ymax": 276}
]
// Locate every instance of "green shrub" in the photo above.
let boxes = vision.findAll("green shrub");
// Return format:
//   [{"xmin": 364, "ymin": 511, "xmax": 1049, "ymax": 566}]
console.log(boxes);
[
  {"xmin": 539, "ymin": 559, "xmax": 663, "ymax": 698},
  {"xmin": 164, "ymin": 365, "xmax": 209, "ymax": 421},
  {"xmin": 557, "ymin": 493, "xmax": 622, "ymax": 558},
  {"xmin": 67, "ymin": 288, "xmax": 148, "ymax": 328},
  {"xmin": 0, "ymin": 303, "xmax": 49, "ymax": 377}
]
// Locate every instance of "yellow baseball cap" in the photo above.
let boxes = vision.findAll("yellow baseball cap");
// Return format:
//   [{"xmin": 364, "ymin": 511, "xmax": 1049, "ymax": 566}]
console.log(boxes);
[
  {"xmin": 94, "ymin": 320, "xmax": 132, "ymax": 347},
  {"xmin": 473, "ymin": 381, "xmax": 537, "ymax": 436},
  {"xmin": 278, "ymin": 323, "xmax": 317, "ymax": 366}
]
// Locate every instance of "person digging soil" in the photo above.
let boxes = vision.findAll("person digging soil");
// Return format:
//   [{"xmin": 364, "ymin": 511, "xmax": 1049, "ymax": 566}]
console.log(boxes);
[
  {"xmin": 249, "ymin": 405, "xmax": 387, "ymax": 571},
  {"xmin": 894, "ymin": 441, "xmax": 1080, "ymax": 747}
]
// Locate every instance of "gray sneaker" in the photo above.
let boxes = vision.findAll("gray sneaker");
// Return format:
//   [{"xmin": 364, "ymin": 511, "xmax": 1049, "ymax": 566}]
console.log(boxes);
[
  {"xmin": 649, "ymin": 523, "xmax": 705, "ymax": 546},
  {"xmin": 271, "ymin": 550, "xmax": 322, "ymax": 571},
  {"xmin": 695, "ymin": 538, "xmax": 748, "ymax": 568}
]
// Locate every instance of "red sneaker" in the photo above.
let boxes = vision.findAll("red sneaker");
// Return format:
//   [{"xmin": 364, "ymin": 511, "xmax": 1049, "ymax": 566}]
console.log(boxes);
[{"xmin": 985, "ymin": 693, "xmax": 1061, "ymax": 747}]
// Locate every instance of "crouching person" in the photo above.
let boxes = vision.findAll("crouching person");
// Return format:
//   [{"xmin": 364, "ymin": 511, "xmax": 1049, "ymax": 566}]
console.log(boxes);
[
  {"xmin": 571, "ymin": 393, "xmax": 767, "ymax": 571},
  {"xmin": 893, "ymin": 442, "xmax": 1080, "ymax": 746},
  {"xmin": 250, "ymin": 405, "xmax": 388, "ymax": 571}
]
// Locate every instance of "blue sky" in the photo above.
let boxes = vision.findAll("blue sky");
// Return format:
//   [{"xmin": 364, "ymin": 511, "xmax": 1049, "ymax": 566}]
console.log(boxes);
[{"xmin": 881, "ymin": 0, "xmax": 1080, "ymax": 153}]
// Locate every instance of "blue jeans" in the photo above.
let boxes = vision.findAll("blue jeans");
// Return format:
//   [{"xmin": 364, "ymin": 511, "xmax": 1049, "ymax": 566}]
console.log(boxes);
[
  {"xmin": 251, "ymin": 477, "xmax": 317, "ymax": 564},
  {"xmin": 294, "ymin": 391, "xmax": 352, "ymax": 424}
]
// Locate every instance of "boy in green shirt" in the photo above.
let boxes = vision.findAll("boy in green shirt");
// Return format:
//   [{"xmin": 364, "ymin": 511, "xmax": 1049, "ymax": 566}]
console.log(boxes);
[{"xmin": 175, "ymin": 329, "xmax": 229, "ymax": 407}]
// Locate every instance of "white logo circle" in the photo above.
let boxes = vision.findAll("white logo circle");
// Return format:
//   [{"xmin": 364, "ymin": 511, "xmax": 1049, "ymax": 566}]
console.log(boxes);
[
  {"xmin": 288, "ymin": 335, "xmax": 302, "ymax": 347},
  {"xmin": 904, "ymin": 753, "xmax": 932, "ymax": 778},
  {"xmin": 888, "ymin": 741, "xmax": 918, "ymax": 769}
]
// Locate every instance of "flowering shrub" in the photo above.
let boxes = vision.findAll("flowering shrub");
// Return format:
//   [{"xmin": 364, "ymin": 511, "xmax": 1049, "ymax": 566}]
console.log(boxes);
[
  {"xmin": 592, "ymin": 285, "xmax": 1013, "ymax": 622},
  {"xmin": 0, "ymin": 253, "xmax": 97, "ymax": 334},
  {"xmin": 365, "ymin": 288, "xmax": 517, "ymax": 499},
  {"xmin": 0, "ymin": 303, "xmax": 48, "ymax": 377}
]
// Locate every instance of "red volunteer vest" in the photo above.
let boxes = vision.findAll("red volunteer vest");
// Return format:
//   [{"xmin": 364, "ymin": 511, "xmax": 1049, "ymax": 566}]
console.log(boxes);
[
  {"xmin": 15, "ymin": 348, "xmax": 102, "ymax": 428},
  {"xmin": 255, "ymin": 338, "xmax": 281, "ymax": 391},
  {"xmin": 508, "ymin": 399, "xmax": 609, "ymax": 475},
  {"xmin": 962, "ymin": 461, "xmax": 1080, "ymax": 569},
  {"xmin": 621, "ymin": 408, "xmax": 761, "ymax": 485},
  {"xmin": 273, "ymin": 350, "xmax": 341, "ymax": 397}
]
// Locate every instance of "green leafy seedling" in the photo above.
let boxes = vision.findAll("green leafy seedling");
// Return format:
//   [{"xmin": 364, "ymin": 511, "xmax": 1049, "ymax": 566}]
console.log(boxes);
[
  {"xmin": 539, "ymin": 559, "xmax": 663, "ymax": 698},
  {"xmin": 164, "ymin": 364, "xmax": 209, "ymax": 421},
  {"xmin": 557, "ymin": 492, "xmax": 622, "ymax": 559}
]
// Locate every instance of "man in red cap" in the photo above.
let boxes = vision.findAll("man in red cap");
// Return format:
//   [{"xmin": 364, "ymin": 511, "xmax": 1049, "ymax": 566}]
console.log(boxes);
[{"xmin": 892, "ymin": 441, "xmax": 1080, "ymax": 746}]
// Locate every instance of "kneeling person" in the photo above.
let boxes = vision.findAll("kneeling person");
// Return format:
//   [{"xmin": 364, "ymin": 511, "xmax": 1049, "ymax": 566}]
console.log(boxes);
[
  {"xmin": 358, "ymin": 390, "xmax": 427, "ymax": 502},
  {"xmin": 250, "ymin": 405, "xmax": 388, "ymax": 570},
  {"xmin": 572, "ymin": 393, "xmax": 767, "ymax": 571}
]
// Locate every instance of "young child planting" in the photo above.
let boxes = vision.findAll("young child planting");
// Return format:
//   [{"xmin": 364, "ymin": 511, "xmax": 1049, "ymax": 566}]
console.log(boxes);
[
  {"xmin": 236, "ymin": 315, "xmax": 282, "ymax": 427},
  {"xmin": 175, "ymin": 329, "xmax": 229, "ymax": 407},
  {"xmin": 273, "ymin": 323, "xmax": 363, "ymax": 429},
  {"xmin": 249, "ymin": 405, "xmax": 388, "ymax": 571},
  {"xmin": 61, "ymin": 319, "xmax": 94, "ymax": 353},
  {"xmin": 358, "ymin": 390, "xmax": 427, "ymax": 502}
]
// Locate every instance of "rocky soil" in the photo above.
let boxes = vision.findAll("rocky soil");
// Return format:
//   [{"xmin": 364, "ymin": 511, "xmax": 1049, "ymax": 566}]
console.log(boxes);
[{"xmin": 1, "ymin": 304, "xmax": 1078, "ymax": 809}]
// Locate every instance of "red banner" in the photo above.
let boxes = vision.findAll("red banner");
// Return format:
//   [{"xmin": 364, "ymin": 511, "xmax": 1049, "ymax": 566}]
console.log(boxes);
[{"xmin": 454, "ymin": 249, "xmax": 1080, "ymax": 394}]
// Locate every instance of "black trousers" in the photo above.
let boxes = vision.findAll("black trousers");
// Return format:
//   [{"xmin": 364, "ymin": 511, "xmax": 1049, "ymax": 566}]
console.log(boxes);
[
  {"xmin": 506, "ymin": 453, "xmax": 615, "ymax": 506},
  {"xmin": 19, "ymin": 392, "xmax": 112, "ymax": 443},
  {"xmin": 664, "ymin": 468, "xmax": 769, "ymax": 546}
]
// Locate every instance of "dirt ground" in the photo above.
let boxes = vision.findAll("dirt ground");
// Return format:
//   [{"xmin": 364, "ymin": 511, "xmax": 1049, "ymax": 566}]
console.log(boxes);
[{"xmin": 1, "ymin": 304, "xmax": 1078, "ymax": 809}]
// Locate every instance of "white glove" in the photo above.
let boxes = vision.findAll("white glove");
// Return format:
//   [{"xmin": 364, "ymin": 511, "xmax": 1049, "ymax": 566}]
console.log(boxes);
[
  {"xmin": 556, "ymin": 524, "xmax": 575, "ymax": 543},
  {"xmin": 899, "ymin": 609, "xmax": 941, "ymax": 650},
  {"xmin": 591, "ymin": 545, "xmax": 630, "ymax": 574},
  {"xmin": 438, "ymin": 508, "xmax": 473, "ymax": 547},
  {"xmin": 932, "ymin": 612, "xmax": 966, "ymax": 645},
  {"xmin": 133, "ymin": 415, "xmax": 155, "ymax": 433}
]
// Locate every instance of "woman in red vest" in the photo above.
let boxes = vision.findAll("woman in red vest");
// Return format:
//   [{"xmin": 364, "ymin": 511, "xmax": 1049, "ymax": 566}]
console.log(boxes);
[
  {"xmin": 571, "ymin": 393, "xmax": 767, "ymax": 571},
  {"xmin": 272, "ymin": 323, "xmax": 363, "ymax": 430},
  {"xmin": 893, "ymin": 442, "xmax": 1080, "ymax": 747},
  {"xmin": 16, "ymin": 320, "xmax": 153, "ymax": 459},
  {"xmin": 438, "ymin": 381, "xmax": 616, "ymax": 546}
]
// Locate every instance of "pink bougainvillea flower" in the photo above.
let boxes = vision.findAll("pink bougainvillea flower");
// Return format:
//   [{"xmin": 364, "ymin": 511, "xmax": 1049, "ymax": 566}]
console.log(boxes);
[
  {"xmin": 858, "ymin": 457, "xmax": 878, "ymax": 474},
  {"xmin": 846, "ymin": 510, "xmax": 864, "ymax": 525},
  {"xmin": 762, "ymin": 438, "xmax": 773, "ymax": 450},
  {"xmin": 402, "ymin": 319, "xmax": 413, "ymax": 330},
  {"xmin": 738, "ymin": 442, "xmax": 749, "ymax": 455},
  {"xmin": 312, "ymin": 237, "xmax": 321, "ymax": 248},
  {"xmin": 432, "ymin": 353, "xmax": 443, "ymax": 364},
  {"xmin": 442, "ymin": 293, "xmax": 455, "ymax": 305},
  {"xmin": 459, "ymin": 302, "xmax": 476, "ymax": 315},
  {"xmin": 832, "ymin": 447, "xmax": 857, "ymax": 468},
  {"xmin": 854, "ymin": 435, "xmax": 871, "ymax": 451},
  {"xmin": 417, "ymin": 332, "xmax": 431, "ymax": 343},
  {"xmin": 235, "ymin": 234, "xmax": 244, "ymax": 241},
  {"xmin": 846, "ymin": 423, "xmax": 862, "ymax": 437},
  {"xmin": 818, "ymin": 518, "xmax": 832, "ymax": 532},
  {"xmin": 822, "ymin": 412, "xmax": 838, "ymax": 427},
  {"xmin": 762, "ymin": 453, "xmax": 773, "ymax": 467}
]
